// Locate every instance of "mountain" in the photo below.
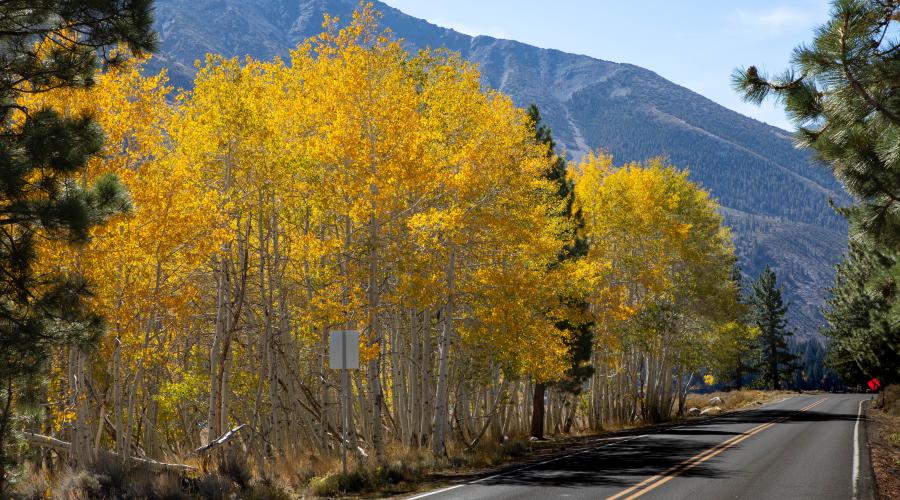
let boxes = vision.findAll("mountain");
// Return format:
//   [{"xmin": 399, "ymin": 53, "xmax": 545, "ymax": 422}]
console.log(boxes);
[{"xmin": 147, "ymin": 0, "xmax": 848, "ymax": 335}]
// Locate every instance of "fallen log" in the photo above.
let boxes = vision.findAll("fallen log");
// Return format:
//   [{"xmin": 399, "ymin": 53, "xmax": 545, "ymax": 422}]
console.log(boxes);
[
  {"xmin": 193, "ymin": 424, "xmax": 248, "ymax": 455},
  {"xmin": 21, "ymin": 431, "xmax": 196, "ymax": 473},
  {"xmin": 21, "ymin": 432, "xmax": 69, "ymax": 451}
]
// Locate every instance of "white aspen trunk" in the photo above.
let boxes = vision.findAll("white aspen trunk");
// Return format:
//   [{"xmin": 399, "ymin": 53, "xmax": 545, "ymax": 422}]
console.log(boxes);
[
  {"xmin": 320, "ymin": 326, "xmax": 331, "ymax": 450},
  {"xmin": 209, "ymin": 254, "xmax": 226, "ymax": 440},
  {"xmin": 350, "ymin": 371, "xmax": 364, "ymax": 458},
  {"xmin": 366, "ymin": 208, "xmax": 385, "ymax": 463},
  {"xmin": 257, "ymin": 197, "xmax": 276, "ymax": 453},
  {"xmin": 408, "ymin": 308, "xmax": 421, "ymax": 447},
  {"xmin": 70, "ymin": 349, "xmax": 94, "ymax": 468},
  {"xmin": 389, "ymin": 312, "xmax": 406, "ymax": 444},
  {"xmin": 209, "ymin": 155, "xmax": 234, "ymax": 447},
  {"xmin": 113, "ymin": 339, "xmax": 125, "ymax": 459},
  {"xmin": 421, "ymin": 308, "xmax": 434, "ymax": 447},
  {"xmin": 432, "ymin": 249, "xmax": 455, "ymax": 456}
]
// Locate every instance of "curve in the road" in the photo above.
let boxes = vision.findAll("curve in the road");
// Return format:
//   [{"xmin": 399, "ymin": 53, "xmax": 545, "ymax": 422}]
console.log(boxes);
[
  {"xmin": 408, "ymin": 393, "xmax": 873, "ymax": 500},
  {"xmin": 607, "ymin": 397, "xmax": 828, "ymax": 499}
]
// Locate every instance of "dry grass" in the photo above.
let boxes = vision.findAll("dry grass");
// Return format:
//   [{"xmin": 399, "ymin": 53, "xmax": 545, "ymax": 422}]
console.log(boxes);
[
  {"xmin": 22, "ymin": 391, "xmax": 804, "ymax": 499},
  {"xmin": 879, "ymin": 385, "xmax": 900, "ymax": 416},
  {"xmin": 269, "ymin": 448, "xmax": 341, "ymax": 490},
  {"xmin": 870, "ymin": 385, "xmax": 900, "ymax": 499},
  {"xmin": 684, "ymin": 389, "xmax": 793, "ymax": 415},
  {"xmin": 14, "ymin": 450, "xmax": 295, "ymax": 500},
  {"xmin": 11, "ymin": 471, "xmax": 51, "ymax": 500},
  {"xmin": 298, "ymin": 435, "xmax": 545, "ymax": 497}
]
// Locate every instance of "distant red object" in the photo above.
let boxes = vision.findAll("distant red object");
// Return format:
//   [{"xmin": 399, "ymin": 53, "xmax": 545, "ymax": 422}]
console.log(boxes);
[{"xmin": 867, "ymin": 378, "xmax": 881, "ymax": 391}]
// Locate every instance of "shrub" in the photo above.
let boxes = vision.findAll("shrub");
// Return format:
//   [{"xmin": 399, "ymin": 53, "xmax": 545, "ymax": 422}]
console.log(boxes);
[
  {"xmin": 12, "ymin": 472, "xmax": 50, "ymax": 500},
  {"xmin": 218, "ymin": 450, "xmax": 252, "ymax": 489},
  {"xmin": 501, "ymin": 439, "xmax": 529, "ymax": 458},
  {"xmin": 380, "ymin": 461, "xmax": 419, "ymax": 484},
  {"xmin": 151, "ymin": 473, "xmax": 190, "ymax": 500},
  {"xmin": 89, "ymin": 454, "xmax": 128, "ymax": 497},
  {"xmin": 889, "ymin": 432, "xmax": 900, "ymax": 447},
  {"xmin": 309, "ymin": 471, "xmax": 369, "ymax": 497},
  {"xmin": 271, "ymin": 451, "xmax": 335, "ymax": 489},
  {"xmin": 881, "ymin": 385, "xmax": 900, "ymax": 416},
  {"xmin": 243, "ymin": 480, "xmax": 292, "ymax": 500},
  {"xmin": 54, "ymin": 469, "xmax": 100, "ymax": 500},
  {"xmin": 197, "ymin": 473, "xmax": 234, "ymax": 500},
  {"xmin": 446, "ymin": 454, "xmax": 468, "ymax": 468}
]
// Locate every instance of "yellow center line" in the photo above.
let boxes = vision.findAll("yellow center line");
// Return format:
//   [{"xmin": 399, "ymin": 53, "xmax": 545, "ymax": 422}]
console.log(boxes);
[{"xmin": 606, "ymin": 398, "xmax": 828, "ymax": 500}]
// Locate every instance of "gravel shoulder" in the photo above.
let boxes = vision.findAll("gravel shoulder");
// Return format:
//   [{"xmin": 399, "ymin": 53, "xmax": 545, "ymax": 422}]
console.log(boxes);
[{"xmin": 867, "ymin": 388, "xmax": 900, "ymax": 499}]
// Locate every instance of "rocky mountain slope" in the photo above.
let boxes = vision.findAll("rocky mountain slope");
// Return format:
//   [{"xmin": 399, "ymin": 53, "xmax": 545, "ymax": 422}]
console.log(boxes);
[{"xmin": 147, "ymin": 0, "xmax": 848, "ymax": 335}]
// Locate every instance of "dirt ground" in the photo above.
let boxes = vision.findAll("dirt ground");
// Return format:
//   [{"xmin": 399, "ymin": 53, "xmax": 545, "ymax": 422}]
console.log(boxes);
[{"xmin": 868, "ymin": 385, "xmax": 900, "ymax": 499}]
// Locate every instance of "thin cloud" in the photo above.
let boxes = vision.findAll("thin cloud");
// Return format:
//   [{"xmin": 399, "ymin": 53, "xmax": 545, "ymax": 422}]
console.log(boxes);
[{"xmin": 736, "ymin": 6, "xmax": 824, "ymax": 29}]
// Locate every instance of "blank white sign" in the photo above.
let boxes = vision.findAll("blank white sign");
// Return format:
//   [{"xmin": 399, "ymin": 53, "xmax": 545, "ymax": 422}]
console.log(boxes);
[{"xmin": 329, "ymin": 330, "xmax": 359, "ymax": 369}]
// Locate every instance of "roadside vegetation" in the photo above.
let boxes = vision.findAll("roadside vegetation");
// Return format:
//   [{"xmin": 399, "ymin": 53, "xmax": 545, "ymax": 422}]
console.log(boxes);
[
  {"xmin": 1, "ymin": 0, "xmax": 897, "ymax": 498},
  {"xmin": 0, "ymin": 4, "xmax": 765, "ymax": 496},
  {"xmin": 868, "ymin": 385, "xmax": 900, "ymax": 499},
  {"xmin": 736, "ymin": 0, "xmax": 899, "ymax": 388},
  {"xmin": 737, "ymin": 1, "xmax": 900, "ymax": 495},
  {"xmin": 683, "ymin": 390, "xmax": 793, "ymax": 416}
]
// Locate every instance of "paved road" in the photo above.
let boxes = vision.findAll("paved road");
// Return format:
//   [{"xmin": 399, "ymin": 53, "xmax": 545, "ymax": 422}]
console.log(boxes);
[{"xmin": 410, "ymin": 394, "xmax": 874, "ymax": 500}]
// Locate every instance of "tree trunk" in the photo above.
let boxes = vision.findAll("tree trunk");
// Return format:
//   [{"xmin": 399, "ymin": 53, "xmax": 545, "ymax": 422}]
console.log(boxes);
[
  {"xmin": 420, "ymin": 308, "xmax": 434, "ymax": 447},
  {"xmin": 770, "ymin": 340, "xmax": 780, "ymax": 390},
  {"xmin": 70, "ymin": 348, "xmax": 95, "ymax": 468},
  {"xmin": 367, "ymin": 211, "xmax": 385, "ymax": 463},
  {"xmin": 0, "ymin": 375, "xmax": 13, "ymax": 496},
  {"xmin": 530, "ymin": 382, "xmax": 546, "ymax": 439},
  {"xmin": 432, "ymin": 250, "xmax": 455, "ymax": 456}
]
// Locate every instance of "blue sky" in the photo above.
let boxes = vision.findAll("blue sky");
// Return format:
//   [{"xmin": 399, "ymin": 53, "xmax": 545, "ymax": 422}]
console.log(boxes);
[{"xmin": 381, "ymin": 0, "xmax": 831, "ymax": 130}]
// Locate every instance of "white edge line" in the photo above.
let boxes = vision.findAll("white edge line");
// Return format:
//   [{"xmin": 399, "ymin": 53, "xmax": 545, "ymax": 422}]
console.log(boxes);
[
  {"xmin": 405, "ymin": 394, "xmax": 800, "ymax": 500},
  {"xmin": 852, "ymin": 398, "xmax": 863, "ymax": 499},
  {"xmin": 405, "ymin": 484, "xmax": 466, "ymax": 500}
]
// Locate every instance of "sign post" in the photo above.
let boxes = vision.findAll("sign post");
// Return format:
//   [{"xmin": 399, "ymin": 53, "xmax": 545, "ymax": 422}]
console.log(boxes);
[{"xmin": 329, "ymin": 330, "xmax": 359, "ymax": 475}]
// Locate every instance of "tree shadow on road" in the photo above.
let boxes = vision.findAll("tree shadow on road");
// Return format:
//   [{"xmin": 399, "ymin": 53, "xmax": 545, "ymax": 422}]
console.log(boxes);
[
  {"xmin": 474, "ymin": 437, "xmax": 725, "ymax": 489},
  {"xmin": 469, "ymin": 405, "xmax": 861, "ymax": 490},
  {"xmin": 712, "ymin": 408, "xmax": 861, "ymax": 425}
]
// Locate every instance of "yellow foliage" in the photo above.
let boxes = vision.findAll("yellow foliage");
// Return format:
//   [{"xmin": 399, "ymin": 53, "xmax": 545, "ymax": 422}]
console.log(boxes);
[
  {"xmin": 22, "ymin": 4, "xmax": 750, "ymax": 453},
  {"xmin": 571, "ymin": 152, "xmax": 741, "ymax": 369}
]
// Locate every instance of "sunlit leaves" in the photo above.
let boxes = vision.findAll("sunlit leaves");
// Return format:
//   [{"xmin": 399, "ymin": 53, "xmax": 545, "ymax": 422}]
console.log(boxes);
[{"xmin": 571, "ymin": 152, "xmax": 746, "ymax": 371}]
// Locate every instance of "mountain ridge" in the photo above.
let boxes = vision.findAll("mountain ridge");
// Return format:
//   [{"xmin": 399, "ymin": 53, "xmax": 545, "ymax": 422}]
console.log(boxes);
[{"xmin": 147, "ymin": 0, "xmax": 848, "ymax": 335}]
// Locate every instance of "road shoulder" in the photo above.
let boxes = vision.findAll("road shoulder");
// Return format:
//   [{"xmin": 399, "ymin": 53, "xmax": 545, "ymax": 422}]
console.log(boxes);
[{"xmin": 867, "ymin": 389, "xmax": 900, "ymax": 499}]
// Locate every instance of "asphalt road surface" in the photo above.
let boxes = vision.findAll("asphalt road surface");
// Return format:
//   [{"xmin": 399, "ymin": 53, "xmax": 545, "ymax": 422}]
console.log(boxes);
[{"xmin": 409, "ymin": 394, "xmax": 874, "ymax": 500}]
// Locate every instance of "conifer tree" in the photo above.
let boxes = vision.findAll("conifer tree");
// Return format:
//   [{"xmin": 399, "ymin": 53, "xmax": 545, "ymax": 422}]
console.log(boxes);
[
  {"xmin": 730, "ymin": 264, "xmax": 758, "ymax": 390},
  {"xmin": 823, "ymin": 242, "xmax": 899, "ymax": 384},
  {"xmin": 734, "ymin": 0, "xmax": 899, "ymax": 388},
  {"xmin": 733, "ymin": 0, "xmax": 900, "ymax": 246},
  {"xmin": 748, "ymin": 266, "xmax": 799, "ymax": 390},
  {"xmin": 0, "ymin": 1, "xmax": 155, "ymax": 490},
  {"xmin": 526, "ymin": 105, "xmax": 593, "ymax": 439}
]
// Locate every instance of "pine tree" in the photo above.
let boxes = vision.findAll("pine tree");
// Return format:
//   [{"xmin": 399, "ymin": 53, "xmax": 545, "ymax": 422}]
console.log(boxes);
[
  {"xmin": 730, "ymin": 264, "xmax": 759, "ymax": 390},
  {"xmin": 734, "ymin": 0, "xmax": 899, "ymax": 389},
  {"xmin": 823, "ymin": 242, "xmax": 899, "ymax": 384},
  {"xmin": 747, "ymin": 266, "xmax": 799, "ymax": 390},
  {"xmin": 733, "ymin": 0, "xmax": 900, "ymax": 246},
  {"xmin": 0, "ymin": 1, "xmax": 155, "ymax": 491},
  {"xmin": 526, "ymin": 105, "xmax": 593, "ymax": 439},
  {"xmin": 791, "ymin": 338, "xmax": 845, "ymax": 391}
]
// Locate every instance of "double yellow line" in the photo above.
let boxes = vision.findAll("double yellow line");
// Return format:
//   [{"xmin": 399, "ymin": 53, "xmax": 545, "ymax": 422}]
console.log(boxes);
[{"xmin": 607, "ymin": 398, "xmax": 828, "ymax": 500}]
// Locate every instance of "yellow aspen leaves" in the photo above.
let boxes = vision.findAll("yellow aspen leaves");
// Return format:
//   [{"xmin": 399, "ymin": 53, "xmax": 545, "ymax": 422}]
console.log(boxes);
[{"xmin": 24, "ymin": 4, "xmax": 749, "ymax": 457}]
